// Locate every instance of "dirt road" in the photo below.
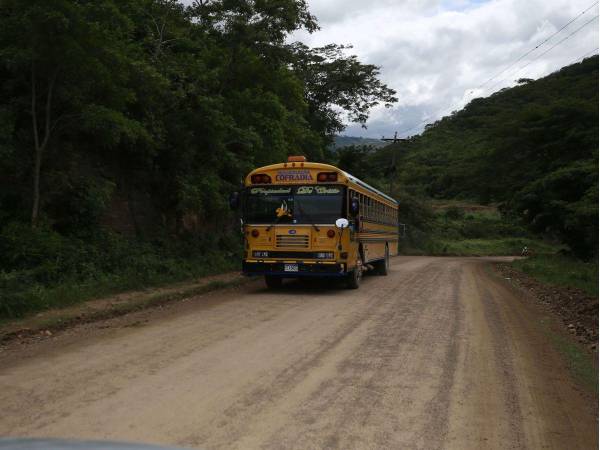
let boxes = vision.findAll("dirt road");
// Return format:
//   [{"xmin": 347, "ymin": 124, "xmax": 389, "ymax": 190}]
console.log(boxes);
[{"xmin": 0, "ymin": 257, "xmax": 597, "ymax": 449}]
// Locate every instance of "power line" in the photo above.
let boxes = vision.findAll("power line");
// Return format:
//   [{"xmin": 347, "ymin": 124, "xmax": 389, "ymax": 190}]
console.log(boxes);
[
  {"xmin": 396, "ymin": 99, "xmax": 469, "ymax": 138},
  {"xmin": 485, "ymin": 14, "xmax": 598, "ymax": 93},
  {"xmin": 567, "ymin": 46, "xmax": 599, "ymax": 64},
  {"xmin": 395, "ymin": 10, "xmax": 599, "ymax": 138},
  {"xmin": 471, "ymin": 1, "xmax": 599, "ymax": 92},
  {"xmin": 385, "ymin": 4, "xmax": 599, "ymax": 139},
  {"xmin": 511, "ymin": 14, "xmax": 598, "ymax": 72}
]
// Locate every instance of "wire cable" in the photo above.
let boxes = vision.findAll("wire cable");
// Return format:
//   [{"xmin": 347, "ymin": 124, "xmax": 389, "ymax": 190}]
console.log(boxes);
[
  {"xmin": 398, "ymin": 41, "xmax": 598, "ymax": 138},
  {"xmin": 568, "ymin": 46, "xmax": 599, "ymax": 64},
  {"xmin": 392, "ymin": 5, "xmax": 600, "ymax": 138},
  {"xmin": 471, "ymin": 1, "xmax": 599, "ymax": 92},
  {"xmin": 485, "ymin": 14, "xmax": 598, "ymax": 93}
]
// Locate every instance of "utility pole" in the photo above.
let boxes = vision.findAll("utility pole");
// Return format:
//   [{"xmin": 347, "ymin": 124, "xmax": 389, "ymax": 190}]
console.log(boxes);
[{"xmin": 381, "ymin": 131, "xmax": 408, "ymax": 194}]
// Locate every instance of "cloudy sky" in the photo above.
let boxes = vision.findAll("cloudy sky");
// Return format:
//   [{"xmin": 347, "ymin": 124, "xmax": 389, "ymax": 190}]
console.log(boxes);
[
  {"xmin": 182, "ymin": 0, "xmax": 598, "ymax": 138},
  {"xmin": 293, "ymin": 0, "xmax": 598, "ymax": 138}
]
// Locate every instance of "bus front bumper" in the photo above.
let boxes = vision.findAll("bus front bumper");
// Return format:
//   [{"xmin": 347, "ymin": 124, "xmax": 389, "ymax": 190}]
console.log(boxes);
[{"xmin": 242, "ymin": 261, "xmax": 347, "ymax": 277}]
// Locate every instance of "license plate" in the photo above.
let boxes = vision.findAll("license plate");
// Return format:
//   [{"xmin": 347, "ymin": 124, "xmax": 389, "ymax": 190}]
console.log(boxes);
[{"xmin": 284, "ymin": 264, "xmax": 298, "ymax": 272}]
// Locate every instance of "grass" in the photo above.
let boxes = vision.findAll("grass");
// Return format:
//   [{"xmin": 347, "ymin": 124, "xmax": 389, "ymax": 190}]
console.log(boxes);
[
  {"xmin": 0, "ymin": 254, "xmax": 240, "ymax": 321},
  {"xmin": 0, "ymin": 276, "xmax": 252, "ymax": 341},
  {"xmin": 540, "ymin": 317, "xmax": 598, "ymax": 395},
  {"xmin": 399, "ymin": 201, "xmax": 562, "ymax": 257},
  {"xmin": 0, "ymin": 223, "xmax": 243, "ymax": 320},
  {"xmin": 423, "ymin": 237, "xmax": 559, "ymax": 257},
  {"xmin": 512, "ymin": 254, "xmax": 598, "ymax": 298}
]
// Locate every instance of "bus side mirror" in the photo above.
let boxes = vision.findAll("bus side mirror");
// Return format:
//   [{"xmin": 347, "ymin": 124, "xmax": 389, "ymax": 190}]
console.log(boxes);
[
  {"xmin": 335, "ymin": 218, "xmax": 349, "ymax": 229},
  {"xmin": 229, "ymin": 191, "xmax": 240, "ymax": 210},
  {"xmin": 350, "ymin": 199, "xmax": 359, "ymax": 216}
]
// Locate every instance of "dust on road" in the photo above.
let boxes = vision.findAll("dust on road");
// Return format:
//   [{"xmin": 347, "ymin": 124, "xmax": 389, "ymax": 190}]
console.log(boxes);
[{"xmin": 0, "ymin": 257, "xmax": 596, "ymax": 449}]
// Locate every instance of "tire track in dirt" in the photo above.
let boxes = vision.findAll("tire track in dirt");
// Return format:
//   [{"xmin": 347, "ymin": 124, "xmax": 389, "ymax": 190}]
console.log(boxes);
[
  {"xmin": 180, "ymin": 259, "xmax": 436, "ymax": 449},
  {"xmin": 0, "ymin": 257, "xmax": 596, "ymax": 450}
]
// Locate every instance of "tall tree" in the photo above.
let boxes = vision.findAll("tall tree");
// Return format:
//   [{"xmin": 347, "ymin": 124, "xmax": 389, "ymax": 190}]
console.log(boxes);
[
  {"xmin": 0, "ymin": 0, "xmax": 146, "ymax": 225},
  {"xmin": 288, "ymin": 43, "xmax": 398, "ymax": 140},
  {"xmin": 0, "ymin": 0, "xmax": 397, "ymax": 234}
]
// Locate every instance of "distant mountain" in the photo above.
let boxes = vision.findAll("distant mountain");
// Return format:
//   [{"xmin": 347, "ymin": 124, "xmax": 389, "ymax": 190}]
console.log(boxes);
[{"xmin": 332, "ymin": 135, "xmax": 387, "ymax": 149}]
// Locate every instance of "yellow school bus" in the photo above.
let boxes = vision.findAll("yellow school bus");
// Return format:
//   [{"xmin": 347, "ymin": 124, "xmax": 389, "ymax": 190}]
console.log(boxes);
[{"xmin": 233, "ymin": 156, "xmax": 399, "ymax": 289}]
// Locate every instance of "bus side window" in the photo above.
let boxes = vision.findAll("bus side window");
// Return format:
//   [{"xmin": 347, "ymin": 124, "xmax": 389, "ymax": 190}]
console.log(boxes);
[
  {"xmin": 358, "ymin": 194, "xmax": 363, "ymax": 219},
  {"xmin": 361, "ymin": 194, "xmax": 366, "ymax": 219}
]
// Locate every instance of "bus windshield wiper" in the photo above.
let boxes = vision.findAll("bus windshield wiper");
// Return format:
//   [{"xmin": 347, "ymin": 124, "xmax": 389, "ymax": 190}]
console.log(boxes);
[
  {"xmin": 266, "ymin": 214, "xmax": 283, "ymax": 232},
  {"xmin": 295, "ymin": 201, "xmax": 320, "ymax": 232}
]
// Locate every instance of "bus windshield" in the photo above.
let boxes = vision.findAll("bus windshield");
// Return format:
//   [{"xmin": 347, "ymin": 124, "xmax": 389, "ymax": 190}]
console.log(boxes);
[{"xmin": 244, "ymin": 185, "xmax": 344, "ymax": 224}]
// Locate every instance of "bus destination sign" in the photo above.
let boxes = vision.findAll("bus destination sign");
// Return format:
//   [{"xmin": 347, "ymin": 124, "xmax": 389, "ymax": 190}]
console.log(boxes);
[{"xmin": 275, "ymin": 169, "xmax": 313, "ymax": 182}]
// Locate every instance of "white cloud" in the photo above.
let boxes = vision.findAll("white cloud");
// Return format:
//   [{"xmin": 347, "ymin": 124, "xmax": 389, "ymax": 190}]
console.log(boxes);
[
  {"xmin": 292, "ymin": 0, "xmax": 599, "ymax": 137},
  {"xmin": 179, "ymin": 0, "xmax": 598, "ymax": 138}
]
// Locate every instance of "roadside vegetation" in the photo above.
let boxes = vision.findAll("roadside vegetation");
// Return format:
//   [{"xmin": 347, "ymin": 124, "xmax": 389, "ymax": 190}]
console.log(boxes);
[
  {"xmin": 512, "ymin": 255, "xmax": 598, "ymax": 298},
  {"xmin": 392, "ymin": 199, "xmax": 559, "ymax": 257},
  {"xmin": 0, "ymin": 224, "xmax": 241, "ymax": 319}
]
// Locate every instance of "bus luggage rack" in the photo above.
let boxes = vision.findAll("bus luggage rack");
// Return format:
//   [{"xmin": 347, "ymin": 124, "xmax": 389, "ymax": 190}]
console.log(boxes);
[{"xmin": 276, "ymin": 234, "xmax": 309, "ymax": 248}]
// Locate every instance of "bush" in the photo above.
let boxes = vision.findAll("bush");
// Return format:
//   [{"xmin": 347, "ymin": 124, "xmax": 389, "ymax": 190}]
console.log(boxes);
[
  {"xmin": 397, "ymin": 201, "xmax": 557, "ymax": 257},
  {"xmin": 444, "ymin": 206, "xmax": 465, "ymax": 220},
  {"xmin": 0, "ymin": 222, "xmax": 242, "ymax": 319}
]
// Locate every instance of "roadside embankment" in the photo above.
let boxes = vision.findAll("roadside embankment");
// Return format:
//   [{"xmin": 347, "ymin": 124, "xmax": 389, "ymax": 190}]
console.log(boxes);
[
  {"xmin": 494, "ymin": 257, "xmax": 598, "ymax": 395},
  {"xmin": 495, "ymin": 259, "xmax": 598, "ymax": 350},
  {"xmin": 0, "ymin": 271, "xmax": 251, "ymax": 344}
]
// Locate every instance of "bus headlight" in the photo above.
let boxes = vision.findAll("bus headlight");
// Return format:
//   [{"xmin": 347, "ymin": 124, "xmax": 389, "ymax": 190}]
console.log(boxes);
[
  {"xmin": 253, "ymin": 251, "xmax": 269, "ymax": 258},
  {"xmin": 316, "ymin": 252, "xmax": 334, "ymax": 259}
]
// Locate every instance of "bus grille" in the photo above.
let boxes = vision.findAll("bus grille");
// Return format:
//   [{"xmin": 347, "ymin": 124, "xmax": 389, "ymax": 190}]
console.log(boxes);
[{"xmin": 276, "ymin": 234, "xmax": 309, "ymax": 248}]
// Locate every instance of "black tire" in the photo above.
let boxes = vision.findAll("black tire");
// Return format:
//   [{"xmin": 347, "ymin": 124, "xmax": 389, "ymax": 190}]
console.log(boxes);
[
  {"xmin": 346, "ymin": 259, "xmax": 363, "ymax": 289},
  {"xmin": 265, "ymin": 275, "xmax": 283, "ymax": 289},
  {"xmin": 377, "ymin": 246, "xmax": 390, "ymax": 276}
]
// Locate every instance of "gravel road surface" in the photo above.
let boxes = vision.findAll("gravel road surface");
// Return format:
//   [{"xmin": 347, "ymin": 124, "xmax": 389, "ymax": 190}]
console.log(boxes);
[{"xmin": 1, "ymin": 256, "xmax": 596, "ymax": 449}]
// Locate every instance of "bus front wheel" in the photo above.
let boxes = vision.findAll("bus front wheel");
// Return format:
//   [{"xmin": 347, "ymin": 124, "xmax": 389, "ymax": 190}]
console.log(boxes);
[{"xmin": 265, "ymin": 275, "xmax": 283, "ymax": 289}]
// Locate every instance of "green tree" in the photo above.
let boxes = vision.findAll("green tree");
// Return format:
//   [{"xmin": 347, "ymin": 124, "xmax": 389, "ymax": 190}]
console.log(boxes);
[
  {"xmin": 0, "ymin": 0, "xmax": 397, "ymax": 236},
  {"xmin": 0, "ymin": 0, "xmax": 148, "ymax": 225},
  {"xmin": 288, "ymin": 43, "xmax": 398, "ymax": 146}
]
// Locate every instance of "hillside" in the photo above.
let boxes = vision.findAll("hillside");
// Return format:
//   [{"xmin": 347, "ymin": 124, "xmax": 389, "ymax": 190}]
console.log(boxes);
[
  {"xmin": 332, "ymin": 135, "xmax": 387, "ymax": 149},
  {"xmin": 338, "ymin": 56, "xmax": 598, "ymax": 259}
]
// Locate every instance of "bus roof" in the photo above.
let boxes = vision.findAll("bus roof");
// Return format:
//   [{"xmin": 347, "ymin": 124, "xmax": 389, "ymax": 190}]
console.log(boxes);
[{"xmin": 246, "ymin": 161, "xmax": 398, "ymax": 205}]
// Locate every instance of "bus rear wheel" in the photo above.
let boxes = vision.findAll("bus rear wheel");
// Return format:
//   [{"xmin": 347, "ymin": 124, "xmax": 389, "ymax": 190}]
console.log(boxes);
[
  {"xmin": 376, "ymin": 246, "xmax": 390, "ymax": 276},
  {"xmin": 346, "ymin": 260, "xmax": 363, "ymax": 289},
  {"xmin": 265, "ymin": 275, "xmax": 283, "ymax": 289}
]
